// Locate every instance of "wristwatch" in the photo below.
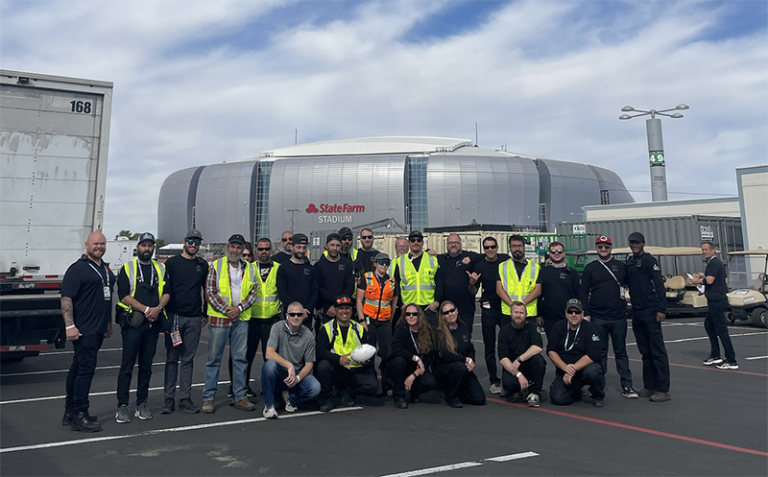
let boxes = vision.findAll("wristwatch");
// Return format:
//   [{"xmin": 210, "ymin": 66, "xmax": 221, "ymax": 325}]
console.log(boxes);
[{"xmin": 516, "ymin": 357, "xmax": 523, "ymax": 363}]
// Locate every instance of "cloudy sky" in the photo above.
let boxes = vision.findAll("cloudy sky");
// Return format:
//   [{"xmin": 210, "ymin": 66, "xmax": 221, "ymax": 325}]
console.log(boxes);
[{"xmin": 2, "ymin": 0, "xmax": 766, "ymax": 240}]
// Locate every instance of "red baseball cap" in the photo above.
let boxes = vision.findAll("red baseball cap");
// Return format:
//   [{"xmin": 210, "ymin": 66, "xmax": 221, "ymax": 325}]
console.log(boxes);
[{"xmin": 595, "ymin": 236, "xmax": 612, "ymax": 245}]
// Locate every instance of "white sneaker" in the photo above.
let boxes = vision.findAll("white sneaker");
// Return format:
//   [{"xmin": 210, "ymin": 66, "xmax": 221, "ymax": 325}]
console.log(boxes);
[
  {"xmin": 262, "ymin": 405, "xmax": 277, "ymax": 419},
  {"xmin": 489, "ymin": 383, "xmax": 502, "ymax": 395},
  {"xmin": 282, "ymin": 391, "xmax": 297, "ymax": 412}
]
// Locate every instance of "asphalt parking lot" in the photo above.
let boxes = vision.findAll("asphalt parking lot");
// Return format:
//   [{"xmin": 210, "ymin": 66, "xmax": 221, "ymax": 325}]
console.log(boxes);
[{"xmin": 1, "ymin": 316, "xmax": 766, "ymax": 476}]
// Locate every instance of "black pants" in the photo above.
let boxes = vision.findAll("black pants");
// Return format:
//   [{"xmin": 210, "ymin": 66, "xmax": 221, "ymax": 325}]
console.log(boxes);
[
  {"xmin": 316, "ymin": 360, "xmax": 378, "ymax": 399},
  {"xmin": 65, "ymin": 334, "xmax": 104, "ymax": 413},
  {"xmin": 549, "ymin": 363, "xmax": 605, "ymax": 405},
  {"xmin": 481, "ymin": 307, "xmax": 505, "ymax": 385},
  {"xmin": 705, "ymin": 299, "xmax": 736, "ymax": 363},
  {"xmin": 433, "ymin": 361, "xmax": 486, "ymax": 405},
  {"xmin": 229, "ymin": 315, "xmax": 280, "ymax": 388},
  {"xmin": 593, "ymin": 317, "xmax": 634, "ymax": 389},
  {"xmin": 117, "ymin": 320, "xmax": 159, "ymax": 406},
  {"xmin": 389, "ymin": 356, "xmax": 438, "ymax": 400},
  {"xmin": 501, "ymin": 354, "xmax": 547, "ymax": 395},
  {"xmin": 164, "ymin": 315, "xmax": 202, "ymax": 401},
  {"xmin": 632, "ymin": 309, "xmax": 670, "ymax": 393},
  {"xmin": 368, "ymin": 319, "xmax": 393, "ymax": 391},
  {"xmin": 542, "ymin": 315, "xmax": 565, "ymax": 340},
  {"xmin": 459, "ymin": 310, "xmax": 475, "ymax": 338}
]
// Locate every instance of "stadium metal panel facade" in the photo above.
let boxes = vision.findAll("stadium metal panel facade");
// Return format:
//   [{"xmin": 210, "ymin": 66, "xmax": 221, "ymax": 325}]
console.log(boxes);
[{"xmin": 158, "ymin": 137, "xmax": 635, "ymax": 244}]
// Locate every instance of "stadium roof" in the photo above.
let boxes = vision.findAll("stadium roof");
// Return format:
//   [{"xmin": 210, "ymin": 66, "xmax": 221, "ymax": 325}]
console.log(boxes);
[{"xmin": 256, "ymin": 136, "xmax": 474, "ymax": 158}]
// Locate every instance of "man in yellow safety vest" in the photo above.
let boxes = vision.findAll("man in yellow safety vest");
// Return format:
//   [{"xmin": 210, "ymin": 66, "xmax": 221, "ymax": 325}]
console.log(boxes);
[
  {"xmin": 496, "ymin": 234, "xmax": 541, "ymax": 323},
  {"xmin": 393, "ymin": 230, "xmax": 440, "ymax": 328}
]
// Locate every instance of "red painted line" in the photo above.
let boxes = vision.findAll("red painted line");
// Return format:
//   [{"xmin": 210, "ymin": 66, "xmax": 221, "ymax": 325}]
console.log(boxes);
[{"xmin": 488, "ymin": 397, "xmax": 768, "ymax": 457}]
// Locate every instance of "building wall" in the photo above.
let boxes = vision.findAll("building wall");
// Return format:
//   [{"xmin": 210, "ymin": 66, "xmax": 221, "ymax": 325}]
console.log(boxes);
[
  {"xmin": 157, "ymin": 165, "xmax": 206, "ymax": 243},
  {"xmin": 539, "ymin": 159, "xmax": 603, "ymax": 227},
  {"xmin": 194, "ymin": 161, "xmax": 258, "ymax": 244},
  {"xmin": 583, "ymin": 197, "xmax": 740, "ymax": 221},
  {"xmin": 737, "ymin": 165, "xmax": 768, "ymax": 282}
]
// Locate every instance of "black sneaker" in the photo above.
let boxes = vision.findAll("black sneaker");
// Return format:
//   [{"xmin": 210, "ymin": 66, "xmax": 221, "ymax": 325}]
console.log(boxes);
[
  {"xmin": 160, "ymin": 398, "xmax": 175, "ymax": 414},
  {"xmin": 637, "ymin": 388, "xmax": 655, "ymax": 398},
  {"xmin": 649, "ymin": 391, "xmax": 671, "ymax": 402},
  {"xmin": 71, "ymin": 411, "xmax": 102, "ymax": 433},
  {"xmin": 178, "ymin": 399, "xmax": 200, "ymax": 414},
  {"xmin": 320, "ymin": 397, "xmax": 335, "ymax": 413},
  {"xmin": 446, "ymin": 397, "xmax": 463, "ymax": 408},
  {"xmin": 341, "ymin": 391, "xmax": 356, "ymax": 408},
  {"xmin": 703, "ymin": 357, "xmax": 723, "ymax": 366},
  {"xmin": 593, "ymin": 398, "xmax": 605, "ymax": 408},
  {"xmin": 394, "ymin": 399, "xmax": 408, "ymax": 409}
]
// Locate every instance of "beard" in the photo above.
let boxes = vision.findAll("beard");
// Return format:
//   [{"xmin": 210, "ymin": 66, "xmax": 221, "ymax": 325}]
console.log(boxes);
[
  {"xmin": 512, "ymin": 250, "xmax": 525, "ymax": 261},
  {"xmin": 139, "ymin": 250, "xmax": 153, "ymax": 261},
  {"xmin": 227, "ymin": 252, "xmax": 241, "ymax": 262}
]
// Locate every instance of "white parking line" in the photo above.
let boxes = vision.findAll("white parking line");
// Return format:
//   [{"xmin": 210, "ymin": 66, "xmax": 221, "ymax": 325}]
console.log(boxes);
[
  {"xmin": 627, "ymin": 331, "xmax": 768, "ymax": 346},
  {"xmin": 0, "ymin": 406, "xmax": 362, "ymax": 454},
  {"xmin": 38, "ymin": 348, "xmax": 123, "ymax": 356},
  {"xmin": 745, "ymin": 355, "xmax": 768, "ymax": 361},
  {"xmin": 0, "ymin": 381, "xmax": 233, "ymax": 405},
  {"xmin": 379, "ymin": 452, "xmax": 538, "ymax": 477},
  {"xmin": 1, "ymin": 362, "xmax": 165, "ymax": 377}
]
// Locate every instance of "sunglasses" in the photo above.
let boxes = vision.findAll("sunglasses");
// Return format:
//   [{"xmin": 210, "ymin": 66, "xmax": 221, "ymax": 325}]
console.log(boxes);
[
  {"xmin": 281, "ymin": 237, "xmax": 291, "ymax": 242},
  {"xmin": 550, "ymin": 250, "xmax": 564, "ymax": 254},
  {"xmin": 186, "ymin": 239, "xmax": 201, "ymax": 246},
  {"xmin": 404, "ymin": 311, "xmax": 419, "ymax": 317},
  {"xmin": 409, "ymin": 238, "xmax": 423, "ymax": 243},
  {"xmin": 483, "ymin": 245, "xmax": 497, "ymax": 250},
  {"xmin": 242, "ymin": 253, "xmax": 252, "ymax": 257},
  {"xmin": 596, "ymin": 244, "xmax": 612, "ymax": 250},
  {"xmin": 361, "ymin": 235, "xmax": 374, "ymax": 240},
  {"xmin": 441, "ymin": 307, "xmax": 456, "ymax": 315},
  {"xmin": 342, "ymin": 236, "xmax": 353, "ymax": 241},
  {"xmin": 257, "ymin": 247, "xmax": 271, "ymax": 251},
  {"xmin": 566, "ymin": 309, "xmax": 582, "ymax": 315},
  {"xmin": 287, "ymin": 312, "xmax": 303, "ymax": 317},
  {"xmin": 376, "ymin": 260, "xmax": 391, "ymax": 266}
]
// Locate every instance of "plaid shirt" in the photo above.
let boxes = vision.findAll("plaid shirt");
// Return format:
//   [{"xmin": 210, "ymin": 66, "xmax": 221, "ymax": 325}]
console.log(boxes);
[{"xmin": 205, "ymin": 259, "xmax": 260, "ymax": 328}]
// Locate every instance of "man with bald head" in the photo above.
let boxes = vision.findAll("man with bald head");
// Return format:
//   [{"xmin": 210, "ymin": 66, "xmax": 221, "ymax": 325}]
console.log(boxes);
[
  {"xmin": 435, "ymin": 234, "xmax": 480, "ymax": 336},
  {"xmin": 271, "ymin": 231, "xmax": 294, "ymax": 264},
  {"xmin": 61, "ymin": 231, "xmax": 116, "ymax": 432}
]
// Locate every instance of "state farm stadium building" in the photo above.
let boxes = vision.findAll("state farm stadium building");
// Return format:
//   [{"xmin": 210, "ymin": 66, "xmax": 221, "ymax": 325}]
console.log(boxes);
[{"xmin": 157, "ymin": 136, "xmax": 634, "ymax": 244}]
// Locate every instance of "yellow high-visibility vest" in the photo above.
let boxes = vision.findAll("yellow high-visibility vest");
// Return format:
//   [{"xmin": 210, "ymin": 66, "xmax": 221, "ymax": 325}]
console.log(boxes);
[
  {"xmin": 117, "ymin": 259, "xmax": 166, "ymax": 311},
  {"xmin": 499, "ymin": 259, "xmax": 540, "ymax": 316},
  {"xmin": 397, "ymin": 254, "xmax": 438, "ymax": 306},
  {"xmin": 322, "ymin": 320, "xmax": 364, "ymax": 368},
  {"xmin": 206, "ymin": 257, "xmax": 256, "ymax": 320},
  {"xmin": 248, "ymin": 262, "xmax": 280, "ymax": 319}
]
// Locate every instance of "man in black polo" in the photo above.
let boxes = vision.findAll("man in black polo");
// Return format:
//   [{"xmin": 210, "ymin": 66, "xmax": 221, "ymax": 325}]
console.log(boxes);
[
  {"xmin": 547, "ymin": 299, "xmax": 605, "ymax": 407},
  {"xmin": 436, "ymin": 234, "xmax": 480, "ymax": 336},
  {"xmin": 536, "ymin": 241, "xmax": 580, "ymax": 338},
  {"xmin": 469, "ymin": 236, "xmax": 510, "ymax": 395},
  {"xmin": 161, "ymin": 229, "xmax": 209, "ymax": 414},
  {"xmin": 498, "ymin": 302, "xmax": 546, "ymax": 407},
  {"xmin": 692, "ymin": 241, "xmax": 738, "ymax": 369},
  {"xmin": 271, "ymin": 231, "xmax": 293, "ymax": 264},
  {"xmin": 61, "ymin": 231, "xmax": 115, "ymax": 432},
  {"xmin": 276, "ymin": 233, "xmax": 318, "ymax": 327},
  {"xmin": 626, "ymin": 232, "xmax": 670, "ymax": 402}
]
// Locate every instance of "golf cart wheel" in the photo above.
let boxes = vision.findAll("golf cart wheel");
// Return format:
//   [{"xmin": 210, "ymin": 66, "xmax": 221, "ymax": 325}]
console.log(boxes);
[
  {"xmin": 725, "ymin": 309, "xmax": 735, "ymax": 325},
  {"xmin": 751, "ymin": 308, "xmax": 767, "ymax": 328}
]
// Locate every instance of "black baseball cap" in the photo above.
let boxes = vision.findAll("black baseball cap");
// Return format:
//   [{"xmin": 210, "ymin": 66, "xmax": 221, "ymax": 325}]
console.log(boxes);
[
  {"xmin": 228, "ymin": 234, "xmax": 246, "ymax": 245},
  {"xmin": 335, "ymin": 296, "xmax": 354, "ymax": 308},
  {"xmin": 326, "ymin": 233, "xmax": 341, "ymax": 244},
  {"xmin": 137, "ymin": 232, "xmax": 155, "ymax": 245},
  {"xmin": 565, "ymin": 298, "xmax": 584, "ymax": 312},
  {"xmin": 338, "ymin": 227, "xmax": 353, "ymax": 238},
  {"xmin": 291, "ymin": 233, "xmax": 309, "ymax": 245},
  {"xmin": 408, "ymin": 230, "xmax": 423, "ymax": 240},
  {"xmin": 628, "ymin": 232, "xmax": 645, "ymax": 244},
  {"xmin": 185, "ymin": 229, "xmax": 203, "ymax": 241}
]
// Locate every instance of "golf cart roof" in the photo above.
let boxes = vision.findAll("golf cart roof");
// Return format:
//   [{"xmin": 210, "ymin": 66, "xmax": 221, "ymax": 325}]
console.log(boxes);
[{"xmin": 728, "ymin": 249, "xmax": 768, "ymax": 256}]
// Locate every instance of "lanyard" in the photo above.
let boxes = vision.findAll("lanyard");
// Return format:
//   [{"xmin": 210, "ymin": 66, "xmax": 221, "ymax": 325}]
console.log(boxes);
[
  {"xmin": 284, "ymin": 320, "xmax": 297, "ymax": 336},
  {"xmin": 409, "ymin": 329, "xmax": 420, "ymax": 355},
  {"xmin": 88, "ymin": 263, "xmax": 109, "ymax": 287},
  {"xmin": 564, "ymin": 323, "xmax": 581, "ymax": 352},
  {"xmin": 138, "ymin": 262, "xmax": 155, "ymax": 285},
  {"xmin": 597, "ymin": 259, "xmax": 621, "ymax": 286}
]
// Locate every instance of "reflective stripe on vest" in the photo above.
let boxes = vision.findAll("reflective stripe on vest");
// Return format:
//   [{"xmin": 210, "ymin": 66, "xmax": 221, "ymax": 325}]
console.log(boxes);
[
  {"xmin": 250, "ymin": 262, "xmax": 280, "ymax": 319},
  {"xmin": 117, "ymin": 259, "xmax": 166, "ymax": 311},
  {"xmin": 362, "ymin": 272, "xmax": 395, "ymax": 321},
  {"xmin": 323, "ymin": 320, "xmax": 363, "ymax": 368},
  {"xmin": 398, "ymin": 254, "xmax": 438, "ymax": 306},
  {"xmin": 206, "ymin": 257, "xmax": 257, "ymax": 320},
  {"xmin": 499, "ymin": 259, "xmax": 539, "ymax": 317}
]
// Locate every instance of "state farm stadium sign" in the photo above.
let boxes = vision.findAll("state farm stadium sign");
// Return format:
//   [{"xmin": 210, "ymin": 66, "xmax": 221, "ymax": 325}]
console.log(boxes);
[{"xmin": 305, "ymin": 203, "xmax": 365, "ymax": 224}]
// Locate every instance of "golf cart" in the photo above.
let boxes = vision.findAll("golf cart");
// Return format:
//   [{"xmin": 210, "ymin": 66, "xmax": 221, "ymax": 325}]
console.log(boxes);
[{"xmin": 726, "ymin": 250, "xmax": 768, "ymax": 328}]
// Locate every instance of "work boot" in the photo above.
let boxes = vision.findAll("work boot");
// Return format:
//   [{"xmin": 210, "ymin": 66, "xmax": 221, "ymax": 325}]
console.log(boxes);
[
  {"xmin": 394, "ymin": 398, "xmax": 408, "ymax": 409},
  {"xmin": 649, "ymin": 391, "xmax": 671, "ymax": 402},
  {"xmin": 446, "ymin": 397, "xmax": 463, "ymax": 408},
  {"xmin": 178, "ymin": 399, "xmax": 200, "ymax": 414},
  {"xmin": 63, "ymin": 408, "xmax": 99, "ymax": 426},
  {"xmin": 160, "ymin": 398, "xmax": 175, "ymax": 414},
  {"xmin": 202, "ymin": 400, "xmax": 215, "ymax": 414},
  {"xmin": 637, "ymin": 388, "xmax": 655, "ymax": 398},
  {"xmin": 71, "ymin": 411, "xmax": 102, "ymax": 433},
  {"xmin": 234, "ymin": 397, "xmax": 256, "ymax": 411},
  {"xmin": 340, "ymin": 391, "xmax": 355, "ymax": 408}
]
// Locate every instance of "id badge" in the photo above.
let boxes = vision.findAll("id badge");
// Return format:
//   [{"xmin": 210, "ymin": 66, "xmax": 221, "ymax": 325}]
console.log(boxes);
[
  {"xmin": 103, "ymin": 286, "xmax": 111, "ymax": 301},
  {"xmin": 171, "ymin": 330, "xmax": 183, "ymax": 347},
  {"xmin": 620, "ymin": 288, "xmax": 626, "ymax": 300},
  {"xmin": 482, "ymin": 301, "xmax": 491, "ymax": 309}
]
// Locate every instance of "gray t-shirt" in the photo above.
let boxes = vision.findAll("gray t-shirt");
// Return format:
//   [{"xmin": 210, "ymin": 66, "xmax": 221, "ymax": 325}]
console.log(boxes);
[{"xmin": 267, "ymin": 320, "xmax": 316, "ymax": 373}]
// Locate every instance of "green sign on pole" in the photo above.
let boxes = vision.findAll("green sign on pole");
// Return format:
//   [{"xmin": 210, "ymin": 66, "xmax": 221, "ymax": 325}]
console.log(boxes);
[{"xmin": 649, "ymin": 152, "xmax": 665, "ymax": 165}]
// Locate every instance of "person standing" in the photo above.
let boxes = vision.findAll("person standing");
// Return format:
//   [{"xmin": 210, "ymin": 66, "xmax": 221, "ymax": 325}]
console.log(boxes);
[
  {"xmin": 337, "ymin": 227, "xmax": 358, "ymax": 263},
  {"xmin": 271, "ymin": 231, "xmax": 293, "ymax": 264},
  {"xmin": 242, "ymin": 242, "xmax": 254, "ymax": 263},
  {"xmin": 498, "ymin": 302, "xmax": 547, "ymax": 407},
  {"xmin": 115, "ymin": 233, "xmax": 170, "ymax": 423},
  {"xmin": 580, "ymin": 236, "xmax": 637, "ymax": 399},
  {"xmin": 357, "ymin": 252, "xmax": 398, "ymax": 395},
  {"xmin": 317, "ymin": 296, "xmax": 378, "ymax": 412},
  {"xmin": 468, "ymin": 237, "xmax": 510, "ymax": 395},
  {"xmin": 161, "ymin": 229, "xmax": 209, "ymax": 414},
  {"xmin": 276, "ymin": 233, "xmax": 319, "ymax": 328},
  {"xmin": 435, "ymin": 234, "xmax": 480, "ymax": 336},
  {"xmin": 536, "ymin": 241, "xmax": 580, "ymax": 338},
  {"xmin": 393, "ymin": 230, "xmax": 440, "ymax": 328},
  {"xmin": 355, "ymin": 228, "xmax": 379, "ymax": 274},
  {"xmin": 61, "ymin": 231, "xmax": 115, "ymax": 432},
  {"xmin": 625, "ymin": 232, "xmax": 671, "ymax": 402},
  {"xmin": 692, "ymin": 241, "xmax": 738, "ymax": 370},
  {"xmin": 315, "ymin": 233, "xmax": 354, "ymax": 329},
  {"xmin": 201, "ymin": 234, "xmax": 260, "ymax": 414},
  {"xmin": 497, "ymin": 235, "xmax": 541, "ymax": 324},
  {"xmin": 547, "ymin": 299, "xmax": 605, "ymax": 407}
]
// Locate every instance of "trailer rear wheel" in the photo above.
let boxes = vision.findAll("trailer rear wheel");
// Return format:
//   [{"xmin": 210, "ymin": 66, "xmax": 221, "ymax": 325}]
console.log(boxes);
[
  {"xmin": 751, "ymin": 308, "xmax": 767, "ymax": 328},
  {"xmin": 725, "ymin": 310, "xmax": 735, "ymax": 325}
]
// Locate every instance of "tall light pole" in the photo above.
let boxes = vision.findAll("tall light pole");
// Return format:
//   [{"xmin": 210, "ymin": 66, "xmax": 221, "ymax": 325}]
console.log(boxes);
[{"xmin": 620, "ymin": 104, "xmax": 689, "ymax": 202}]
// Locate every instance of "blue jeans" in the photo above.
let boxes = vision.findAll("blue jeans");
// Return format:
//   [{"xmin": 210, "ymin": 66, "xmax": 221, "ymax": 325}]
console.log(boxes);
[
  {"xmin": 261, "ymin": 360, "xmax": 321, "ymax": 407},
  {"xmin": 203, "ymin": 320, "xmax": 248, "ymax": 401},
  {"xmin": 592, "ymin": 317, "xmax": 633, "ymax": 389}
]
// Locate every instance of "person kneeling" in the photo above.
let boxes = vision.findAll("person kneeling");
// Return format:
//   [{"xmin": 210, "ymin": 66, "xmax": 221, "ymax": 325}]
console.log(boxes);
[
  {"xmin": 547, "ymin": 299, "xmax": 605, "ymax": 407},
  {"xmin": 317, "ymin": 296, "xmax": 378, "ymax": 412},
  {"xmin": 388, "ymin": 304, "xmax": 438, "ymax": 409},
  {"xmin": 261, "ymin": 302, "xmax": 321, "ymax": 418},
  {"xmin": 433, "ymin": 301, "xmax": 486, "ymax": 408},
  {"xmin": 498, "ymin": 301, "xmax": 546, "ymax": 407}
]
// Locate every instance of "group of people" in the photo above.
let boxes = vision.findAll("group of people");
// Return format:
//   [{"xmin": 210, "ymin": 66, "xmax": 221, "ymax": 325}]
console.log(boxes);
[{"xmin": 60, "ymin": 226, "xmax": 737, "ymax": 432}]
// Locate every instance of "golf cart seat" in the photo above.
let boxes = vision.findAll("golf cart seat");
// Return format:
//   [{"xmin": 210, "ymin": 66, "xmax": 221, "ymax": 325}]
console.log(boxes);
[{"xmin": 665, "ymin": 275, "xmax": 686, "ymax": 298}]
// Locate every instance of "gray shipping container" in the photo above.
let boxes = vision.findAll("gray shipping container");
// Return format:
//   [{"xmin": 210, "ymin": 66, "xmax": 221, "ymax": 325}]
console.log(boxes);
[{"xmin": 555, "ymin": 216, "xmax": 744, "ymax": 285}]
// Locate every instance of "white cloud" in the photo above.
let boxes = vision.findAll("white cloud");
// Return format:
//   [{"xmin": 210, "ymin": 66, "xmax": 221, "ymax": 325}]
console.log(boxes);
[{"xmin": 1, "ymin": 0, "xmax": 765, "ymax": 238}]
